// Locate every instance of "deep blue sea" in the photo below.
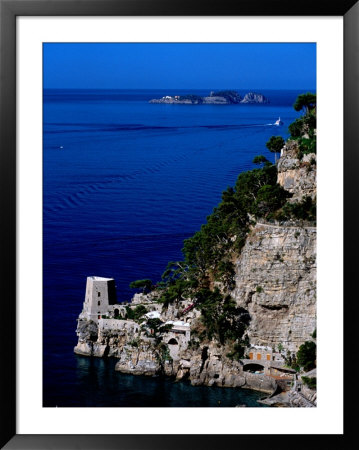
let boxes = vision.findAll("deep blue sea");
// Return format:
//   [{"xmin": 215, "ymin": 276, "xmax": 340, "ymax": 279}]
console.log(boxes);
[{"xmin": 43, "ymin": 88, "xmax": 307, "ymax": 407}]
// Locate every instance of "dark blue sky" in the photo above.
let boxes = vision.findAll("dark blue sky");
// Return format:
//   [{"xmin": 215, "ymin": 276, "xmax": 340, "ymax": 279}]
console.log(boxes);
[{"xmin": 43, "ymin": 43, "xmax": 316, "ymax": 90}]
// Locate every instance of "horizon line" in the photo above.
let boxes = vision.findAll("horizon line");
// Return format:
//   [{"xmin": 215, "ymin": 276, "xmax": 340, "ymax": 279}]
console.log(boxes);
[{"xmin": 43, "ymin": 87, "xmax": 317, "ymax": 91}]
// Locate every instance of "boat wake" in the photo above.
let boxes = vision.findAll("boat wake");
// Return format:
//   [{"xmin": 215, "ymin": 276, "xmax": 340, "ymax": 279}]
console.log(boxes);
[{"xmin": 45, "ymin": 121, "xmax": 283, "ymax": 135}]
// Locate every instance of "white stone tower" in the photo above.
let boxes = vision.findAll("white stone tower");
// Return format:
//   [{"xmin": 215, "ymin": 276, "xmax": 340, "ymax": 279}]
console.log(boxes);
[{"xmin": 82, "ymin": 276, "xmax": 117, "ymax": 321}]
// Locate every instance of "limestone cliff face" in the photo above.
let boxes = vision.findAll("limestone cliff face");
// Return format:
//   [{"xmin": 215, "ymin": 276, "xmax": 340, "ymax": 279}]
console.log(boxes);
[
  {"xmin": 232, "ymin": 139, "xmax": 316, "ymax": 352},
  {"xmin": 277, "ymin": 140, "xmax": 316, "ymax": 202},
  {"xmin": 233, "ymin": 222, "xmax": 316, "ymax": 352}
]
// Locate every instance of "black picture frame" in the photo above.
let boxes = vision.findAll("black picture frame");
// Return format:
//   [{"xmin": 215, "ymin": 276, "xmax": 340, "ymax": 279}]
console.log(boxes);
[{"xmin": 1, "ymin": 0, "xmax": 357, "ymax": 448}]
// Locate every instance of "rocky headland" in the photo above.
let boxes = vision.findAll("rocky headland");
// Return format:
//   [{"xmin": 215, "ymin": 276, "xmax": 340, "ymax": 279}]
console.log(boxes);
[{"xmin": 149, "ymin": 90, "xmax": 269, "ymax": 105}]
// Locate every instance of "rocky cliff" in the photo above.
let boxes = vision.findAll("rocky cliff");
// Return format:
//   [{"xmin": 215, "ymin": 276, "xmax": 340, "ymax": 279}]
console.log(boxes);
[
  {"xmin": 240, "ymin": 92, "xmax": 269, "ymax": 104},
  {"xmin": 277, "ymin": 140, "xmax": 316, "ymax": 202},
  {"xmin": 231, "ymin": 140, "xmax": 316, "ymax": 352},
  {"xmin": 233, "ymin": 222, "xmax": 316, "ymax": 352}
]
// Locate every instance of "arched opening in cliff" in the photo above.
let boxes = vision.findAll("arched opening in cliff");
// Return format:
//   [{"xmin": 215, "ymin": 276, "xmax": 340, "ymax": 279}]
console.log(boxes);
[
  {"xmin": 243, "ymin": 363, "xmax": 264, "ymax": 373},
  {"xmin": 168, "ymin": 338, "xmax": 178, "ymax": 345},
  {"xmin": 114, "ymin": 308, "xmax": 119, "ymax": 317}
]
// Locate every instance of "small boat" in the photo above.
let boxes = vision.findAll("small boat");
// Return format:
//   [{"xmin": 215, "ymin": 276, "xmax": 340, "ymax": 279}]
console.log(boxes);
[{"xmin": 274, "ymin": 117, "xmax": 283, "ymax": 126}]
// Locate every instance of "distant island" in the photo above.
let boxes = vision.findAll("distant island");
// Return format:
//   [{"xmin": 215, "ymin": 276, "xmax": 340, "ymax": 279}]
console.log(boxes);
[{"xmin": 149, "ymin": 90, "xmax": 270, "ymax": 105}]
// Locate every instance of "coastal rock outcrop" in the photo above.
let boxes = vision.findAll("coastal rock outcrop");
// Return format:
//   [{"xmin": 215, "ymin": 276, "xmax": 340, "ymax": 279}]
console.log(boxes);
[
  {"xmin": 277, "ymin": 140, "xmax": 316, "ymax": 201},
  {"xmin": 113, "ymin": 339, "xmax": 277, "ymax": 394},
  {"xmin": 115, "ymin": 343, "xmax": 161, "ymax": 376},
  {"xmin": 74, "ymin": 310, "xmax": 277, "ymax": 394},
  {"xmin": 240, "ymin": 92, "xmax": 269, "ymax": 104}
]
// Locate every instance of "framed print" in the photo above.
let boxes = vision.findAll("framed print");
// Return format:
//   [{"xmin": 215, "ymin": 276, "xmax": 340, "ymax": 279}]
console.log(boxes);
[{"xmin": 1, "ymin": 0, "xmax": 358, "ymax": 448}]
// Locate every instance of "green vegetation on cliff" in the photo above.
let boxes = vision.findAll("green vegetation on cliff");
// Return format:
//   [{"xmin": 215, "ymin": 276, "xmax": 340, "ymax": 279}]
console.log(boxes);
[
  {"xmin": 194, "ymin": 288, "xmax": 250, "ymax": 344},
  {"xmin": 265, "ymin": 92, "xmax": 316, "ymax": 222},
  {"xmin": 125, "ymin": 304, "xmax": 148, "ymax": 322},
  {"xmin": 285, "ymin": 338, "xmax": 317, "ymax": 373},
  {"xmin": 289, "ymin": 92, "xmax": 316, "ymax": 158},
  {"xmin": 129, "ymin": 279, "xmax": 154, "ymax": 293},
  {"xmin": 271, "ymin": 195, "xmax": 316, "ymax": 223},
  {"xmin": 266, "ymin": 136, "xmax": 285, "ymax": 162},
  {"xmin": 293, "ymin": 92, "xmax": 316, "ymax": 115},
  {"xmin": 301, "ymin": 376, "xmax": 316, "ymax": 389},
  {"xmin": 265, "ymin": 92, "xmax": 316, "ymax": 160},
  {"xmin": 296, "ymin": 340, "xmax": 316, "ymax": 372}
]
